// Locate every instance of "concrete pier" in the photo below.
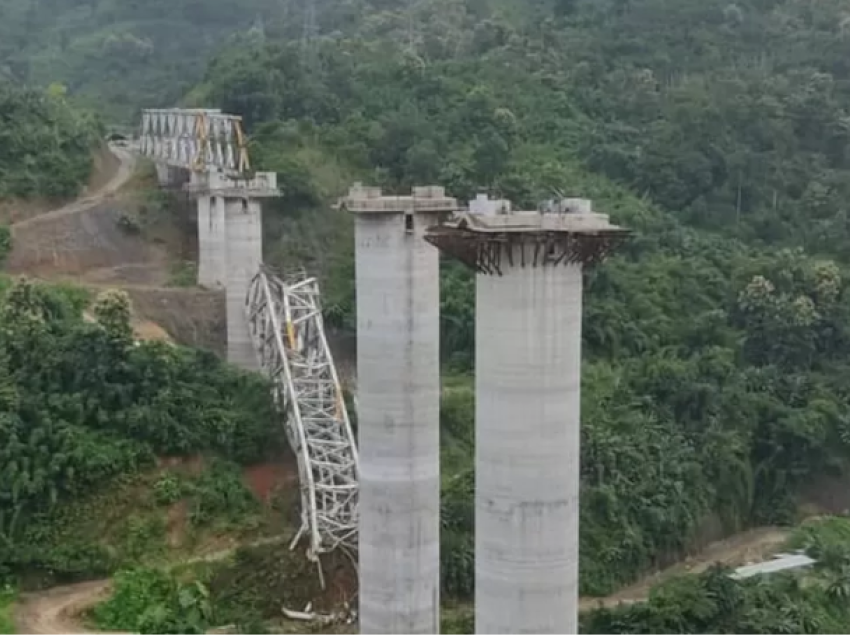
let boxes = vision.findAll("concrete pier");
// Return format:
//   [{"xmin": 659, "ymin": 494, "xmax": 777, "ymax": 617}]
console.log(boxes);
[
  {"xmin": 341, "ymin": 183, "xmax": 457, "ymax": 635},
  {"xmin": 184, "ymin": 171, "xmax": 279, "ymax": 370},
  {"xmin": 476, "ymin": 257, "xmax": 583, "ymax": 634},
  {"xmin": 225, "ymin": 197, "xmax": 262, "ymax": 369},
  {"xmin": 193, "ymin": 174, "xmax": 227, "ymax": 289},
  {"xmin": 425, "ymin": 196, "xmax": 628, "ymax": 635},
  {"xmin": 155, "ymin": 164, "xmax": 188, "ymax": 189}
]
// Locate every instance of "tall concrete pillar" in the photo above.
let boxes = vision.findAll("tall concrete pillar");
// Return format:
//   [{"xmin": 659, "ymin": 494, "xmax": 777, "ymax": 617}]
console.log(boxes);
[
  {"xmin": 184, "ymin": 170, "xmax": 278, "ymax": 371},
  {"xmin": 225, "ymin": 197, "xmax": 262, "ymax": 370},
  {"xmin": 425, "ymin": 197, "xmax": 628, "ymax": 635},
  {"xmin": 476, "ymin": 257, "xmax": 583, "ymax": 634},
  {"xmin": 194, "ymin": 172, "xmax": 227, "ymax": 289},
  {"xmin": 341, "ymin": 183, "xmax": 457, "ymax": 635},
  {"xmin": 155, "ymin": 164, "xmax": 171, "ymax": 187},
  {"xmin": 156, "ymin": 164, "xmax": 188, "ymax": 188}
]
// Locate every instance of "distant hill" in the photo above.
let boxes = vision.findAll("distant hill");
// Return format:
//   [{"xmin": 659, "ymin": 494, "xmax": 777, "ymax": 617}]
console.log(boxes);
[{"xmin": 0, "ymin": 0, "xmax": 282, "ymax": 122}]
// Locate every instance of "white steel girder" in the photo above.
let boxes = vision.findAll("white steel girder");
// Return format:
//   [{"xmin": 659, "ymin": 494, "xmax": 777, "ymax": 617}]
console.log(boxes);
[
  {"xmin": 139, "ymin": 108, "xmax": 250, "ymax": 174},
  {"xmin": 246, "ymin": 267, "xmax": 359, "ymax": 559}
]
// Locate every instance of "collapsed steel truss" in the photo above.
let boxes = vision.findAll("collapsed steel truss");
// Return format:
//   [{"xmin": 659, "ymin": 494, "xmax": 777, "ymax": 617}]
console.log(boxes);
[
  {"xmin": 246, "ymin": 267, "xmax": 359, "ymax": 562},
  {"xmin": 139, "ymin": 108, "xmax": 250, "ymax": 174}
]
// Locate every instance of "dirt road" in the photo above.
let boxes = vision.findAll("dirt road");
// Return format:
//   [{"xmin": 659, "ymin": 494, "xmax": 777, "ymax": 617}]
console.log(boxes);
[
  {"xmin": 6, "ymin": 144, "xmax": 141, "ymax": 635},
  {"xmin": 4, "ymin": 143, "xmax": 167, "ymax": 283},
  {"xmin": 11, "ymin": 526, "xmax": 793, "ymax": 634},
  {"xmin": 13, "ymin": 534, "xmax": 292, "ymax": 635},
  {"xmin": 578, "ymin": 526, "xmax": 790, "ymax": 610},
  {"xmin": 13, "ymin": 581, "xmax": 113, "ymax": 635},
  {"xmin": 10, "ymin": 145, "xmax": 136, "ymax": 232},
  {"xmin": 4, "ymin": 143, "xmax": 225, "ymax": 349}
]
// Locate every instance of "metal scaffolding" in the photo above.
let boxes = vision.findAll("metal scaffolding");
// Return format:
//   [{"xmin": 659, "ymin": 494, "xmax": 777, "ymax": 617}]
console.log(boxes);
[
  {"xmin": 139, "ymin": 108, "xmax": 250, "ymax": 174},
  {"xmin": 245, "ymin": 267, "xmax": 359, "ymax": 569}
]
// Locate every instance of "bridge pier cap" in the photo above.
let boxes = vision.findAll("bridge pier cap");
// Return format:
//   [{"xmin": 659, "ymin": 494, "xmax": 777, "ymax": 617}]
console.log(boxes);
[
  {"xmin": 467, "ymin": 193, "xmax": 593, "ymax": 217},
  {"xmin": 425, "ymin": 194, "xmax": 627, "ymax": 265},
  {"xmin": 339, "ymin": 181, "xmax": 458, "ymax": 215},
  {"xmin": 183, "ymin": 170, "xmax": 280, "ymax": 198}
]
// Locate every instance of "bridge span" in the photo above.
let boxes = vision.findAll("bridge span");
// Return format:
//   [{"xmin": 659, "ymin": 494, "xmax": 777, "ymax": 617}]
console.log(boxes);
[
  {"xmin": 134, "ymin": 107, "xmax": 356, "ymax": 574},
  {"xmin": 133, "ymin": 106, "xmax": 631, "ymax": 633}
]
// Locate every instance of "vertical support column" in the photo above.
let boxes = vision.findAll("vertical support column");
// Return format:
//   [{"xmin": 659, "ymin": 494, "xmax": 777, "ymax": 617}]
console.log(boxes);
[
  {"xmin": 356, "ymin": 210, "xmax": 440, "ymax": 634},
  {"xmin": 423, "ymin": 197, "xmax": 628, "ymax": 635},
  {"xmin": 155, "ymin": 164, "xmax": 171, "ymax": 187},
  {"xmin": 197, "ymin": 194, "xmax": 226, "ymax": 289},
  {"xmin": 345, "ymin": 183, "xmax": 456, "ymax": 634},
  {"xmin": 225, "ymin": 197, "xmax": 262, "ymax": 370},
  {"xmin": 156, "ymin": 164, "xmax": 187, "ymax": 188},
  {"xmin": 475, "ymin": 257, "xmax": 583, "ymax": 635}
]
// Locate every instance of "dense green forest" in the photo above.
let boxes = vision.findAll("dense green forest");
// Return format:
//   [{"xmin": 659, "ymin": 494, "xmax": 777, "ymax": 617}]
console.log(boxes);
[
  {"xmin": 0, "ymin": 279, "xmax": 280, "ymax": 586},
  {"xmin": 0, "ymin": 83, "xmax": 101, "ymax": 199},
  {"xmin": 0, "ymin": 0, "xmax": 286, "ymax": 121},
  {"xmin": 581, "ymin": 517, "xmax": 850, "ymax": 634}
]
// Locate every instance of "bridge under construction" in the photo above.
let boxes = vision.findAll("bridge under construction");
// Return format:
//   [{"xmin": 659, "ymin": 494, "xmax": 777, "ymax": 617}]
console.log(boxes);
[{"xmin": 134, "ymin": 106, "xmax": 629, "ymax": 635}]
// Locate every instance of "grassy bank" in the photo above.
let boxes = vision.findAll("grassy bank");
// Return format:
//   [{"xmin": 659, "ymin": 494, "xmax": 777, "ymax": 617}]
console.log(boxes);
[{"xmin": 0, "ymin": 586, "xmax": 15, "ymax": 634}]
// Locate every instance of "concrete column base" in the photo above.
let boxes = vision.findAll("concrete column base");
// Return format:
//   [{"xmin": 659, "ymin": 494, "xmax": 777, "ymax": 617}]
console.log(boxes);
[
  {"xmin": 155, "ymin": 164, "xmax": 187, "ymax": 188},
  {"xmin": 475, "ymin": 259, "xmax": 583, "ymax": 635},
  {"xmin": 225, "ymin": 197, "xmax": 262, "ymax": 370},
  {"xmin": 197, "ymin": 195, "xmax": 227, "ymax": 289},
  {"xmin": 356, "ymin": 211, "xmax": 441, "ymax": 635}
]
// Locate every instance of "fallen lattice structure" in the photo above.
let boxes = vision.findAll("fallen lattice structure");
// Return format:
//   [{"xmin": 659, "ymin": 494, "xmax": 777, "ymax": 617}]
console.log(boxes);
[{"xmin": 245, "ymin": 267, "xmax": 359, "ymax": 580}]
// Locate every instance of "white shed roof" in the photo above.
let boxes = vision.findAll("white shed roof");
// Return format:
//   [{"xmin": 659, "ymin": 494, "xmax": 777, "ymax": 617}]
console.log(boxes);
[{"xmin": 730, "ymin": 552, "xmax": 816, "ymax": 580}]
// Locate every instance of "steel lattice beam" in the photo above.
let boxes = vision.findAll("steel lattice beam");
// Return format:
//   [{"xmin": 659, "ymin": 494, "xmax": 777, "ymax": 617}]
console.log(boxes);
[
  {"xmin": 139, "ymin": 108, "xmax": 250, "ymax": 174},
  {"xmin": 245, "ymin": 267, "xmax": 359, "ymax": 559}
]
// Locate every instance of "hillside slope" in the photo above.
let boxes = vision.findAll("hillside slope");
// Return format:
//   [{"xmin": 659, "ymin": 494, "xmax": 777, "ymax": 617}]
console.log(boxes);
[
  {"xmin": 0, "ymin": 83, "xmax": 101, "ymax": 205},
  {"xmin": 0, "ymin": 128, "xmax": 315, "ymax": 633},
  {"xmin": 0, "ymin": 102, "xmax": 298, "ymax": 629}
]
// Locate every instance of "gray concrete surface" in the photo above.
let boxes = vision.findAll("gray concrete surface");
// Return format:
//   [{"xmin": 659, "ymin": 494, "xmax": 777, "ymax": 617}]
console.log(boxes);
[
  {"xmin": 475, "ymin": 258, "xmax": 584, "ymax": 634},
  {"xmin": 183, "ymin": 170, "xmax": 277, "ymax": 369},
  {"xmin": 154, "ymin": 164, "xmax": 188, "ymax": 188},
  {"xmin": 225, "ymin": 197, "xmax": 262, "ymax": 370},
  {"xmin": 355, "ymin": 210, "xmax": 441, "ymax": 634},
  {"xmin": 346, "ymin": 183, "xmax": 457, "ymax": 634},
  {"xmin": 197, "ymin": 193, "xmax": 226, "ymax": 289}
]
